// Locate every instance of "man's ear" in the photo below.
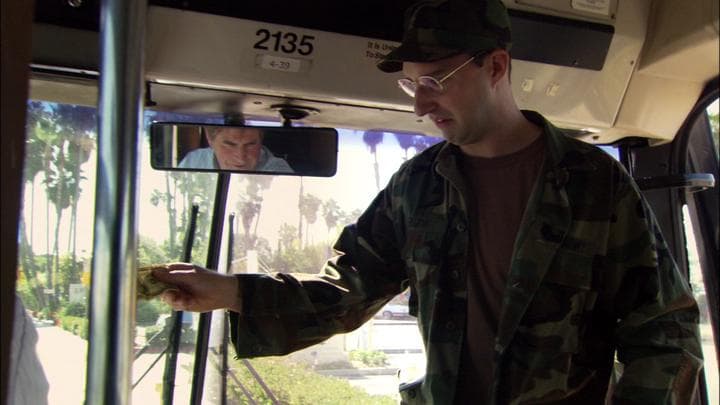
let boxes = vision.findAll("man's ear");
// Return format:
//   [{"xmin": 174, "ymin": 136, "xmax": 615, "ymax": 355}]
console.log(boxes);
[{"xmin": 489, "ymin": 50, "xmax": 510, "ymax": 86}]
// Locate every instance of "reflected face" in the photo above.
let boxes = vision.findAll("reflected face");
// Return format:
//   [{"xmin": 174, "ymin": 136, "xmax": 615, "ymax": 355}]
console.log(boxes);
[{"xmin": 207, "ymin": 128, "xmax": 262, "ymax": 170}]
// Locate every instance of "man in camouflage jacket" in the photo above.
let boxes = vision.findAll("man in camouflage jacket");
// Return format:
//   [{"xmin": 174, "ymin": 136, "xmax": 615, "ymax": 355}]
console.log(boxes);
[
  {"xmin": 224, "ymin": 111, "xmax": 702, "ymax": 404},
  {"xmin": 155, "ymin": 0, "xmax": 703, "ymax": 403}
]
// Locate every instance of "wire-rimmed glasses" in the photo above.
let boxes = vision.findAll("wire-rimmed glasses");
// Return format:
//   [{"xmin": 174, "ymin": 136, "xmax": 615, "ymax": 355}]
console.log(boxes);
[{"xmin": 397, "ymin": 53, "xmax": 483, "ymax": 98}]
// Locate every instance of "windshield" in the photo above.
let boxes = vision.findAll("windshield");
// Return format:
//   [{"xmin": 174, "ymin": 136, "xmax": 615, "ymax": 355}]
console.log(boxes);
[{"xmin": 152, "ymin": 121, "xmax": 441, "ymax": 403}]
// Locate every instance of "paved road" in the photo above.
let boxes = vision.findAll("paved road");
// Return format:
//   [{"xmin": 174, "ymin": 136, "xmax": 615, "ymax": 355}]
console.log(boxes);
[
  {"xmin": 35, "ymin": 325, "xmax": 195, "ymax": 404},
  {"xmin": 35, "ymin": 325, "xmax": 87, "ymax": 405}
]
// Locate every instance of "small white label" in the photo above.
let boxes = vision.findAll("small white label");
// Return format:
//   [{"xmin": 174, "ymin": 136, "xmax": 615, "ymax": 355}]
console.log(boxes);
[
  {"xmin": 521, "ymin": 78, "xmax": 534, "ymax": 93},
  {"xmin": 258, "ymin": 54, "xmax": 302, "ymax": 73},
  {"xmin": 546, "ymin": 83, "xmax": 561, "ymax": 97},
  {"xmin": 571, "ymin": 0, "xmax": 611, "ymax": 16}
]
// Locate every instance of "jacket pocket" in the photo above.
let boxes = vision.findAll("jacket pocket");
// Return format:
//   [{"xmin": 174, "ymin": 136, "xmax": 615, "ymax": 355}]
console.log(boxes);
[
  {"xmin": 519, "ymin": 248, "xmax": 595, "ymax": 353},
  {"xmin": 404, "ymin": 215, "xmax": 445, "ymax": 288},
  {"xmin": 500, "ymin": 249, "xmax": 600, "ymax": 403}
]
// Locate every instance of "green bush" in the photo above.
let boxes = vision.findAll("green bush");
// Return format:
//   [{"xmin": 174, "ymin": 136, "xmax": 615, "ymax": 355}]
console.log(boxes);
[
  {"xmin": 349, "ymin": 350, "xmax": 389, "ymax": 367},
  {"xmin": 40, "ymin": 307, "xmax": 54, "ymax": 321},
  {"xmin": 144, "ymin": 324, "xmax": 163, "ymax": 337},
  {"xmin": 136, "ymin": 300, "xmax": 163, "ymax": 325},
  {"xmin": 63, "ymin": 301, "xmax": 87, "ymax": 317},
  {"xmin": 59, "ymin": 315, "xmax": 88, "ymax": 340},
  {"xmin": 229, "ymin": 357, "xmax": 396, "ymax": 404},
  {"xmin": 16, "ymin": 280, "xmax": 40, "ymax": 313}
]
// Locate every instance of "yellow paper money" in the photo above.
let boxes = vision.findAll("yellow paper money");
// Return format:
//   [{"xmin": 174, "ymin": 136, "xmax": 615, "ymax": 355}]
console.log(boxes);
[{"xmin": 137, "ymin": 265, "xmax": 176, "ymax": 300}]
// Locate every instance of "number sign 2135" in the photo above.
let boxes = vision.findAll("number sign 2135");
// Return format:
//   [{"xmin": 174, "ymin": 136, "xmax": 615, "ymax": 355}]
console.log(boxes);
[{"xmin": 254, "ymin": 29, "xmax": 315, "ymax": 56}]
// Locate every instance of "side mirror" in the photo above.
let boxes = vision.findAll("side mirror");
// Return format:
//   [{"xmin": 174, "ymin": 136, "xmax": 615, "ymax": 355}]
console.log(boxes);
[{"xmin": 150, "ymin": 123, "xmax": 338, "ymax": 177}]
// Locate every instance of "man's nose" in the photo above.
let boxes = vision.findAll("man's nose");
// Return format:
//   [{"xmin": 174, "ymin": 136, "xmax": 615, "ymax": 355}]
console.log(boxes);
[
  {"xmin": 232, "ymin": 149, "xmax": 247, "ymax": 163},
  {"xmin": 413, "ymin": 88, "xmax": 436, "ymax": 117}
]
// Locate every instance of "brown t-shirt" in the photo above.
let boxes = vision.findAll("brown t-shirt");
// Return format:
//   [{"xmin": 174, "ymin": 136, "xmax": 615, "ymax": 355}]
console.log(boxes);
[{"xmin": 455, "ymin": 135, "xmax": 545, "ymax": 403}]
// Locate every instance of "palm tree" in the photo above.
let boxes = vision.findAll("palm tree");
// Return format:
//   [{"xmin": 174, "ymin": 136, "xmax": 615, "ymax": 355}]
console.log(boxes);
[
  {"xmin": 54, "ymin": 104, "xmax": 96, "ymax": 279},
  {"xmin": 24, "ymin": 102, "xmax": 46, "ymax": 246},
  {"xmin": 44, "ymin": 147, "xmax": 74, "ymax": 300},
  {"xmin": 44, "ymin": 104, "xmax": 96, "ymax": 301},
  {"xmin": 277, "ymin": 223, "xmax": 298, "ymax": 253},
  {"xmin": 394, "ymin": 133, "xmax": 416, "ymax": 161},
  {"xmin": 237, "ymin": 176, "xmax": 273, "ymax": 252},
  {"xmin": 23, "ymin": 104, "xmax": 65, "ymax": 307},
  {"xmin": 321, "ymin": 199, "xmax": 343, "ymax": 256},
  {"xmin": 248, "ymin": 176, "xmax": 273, "ymax": 236},
  {"xmin": 33, "ymin": 111, "xmax": 59, "ymax": 302},
  {"xmin": 321, "ymin": 199, "xmax": 342, "ymax": 234},
  {"xmin": 362, "ymin": 130, "xmax": 384, "ymax": 190},
  {"xmin": 239, "ymin": 196, "xmax": 261, "ymax": 249},
  {"xmin": 298, "ymin": 193, "xmax": 321, "ymax": 247},
  {"xmin": 20, "ymin": 102, "xmax": 51, "ymax": 308}
]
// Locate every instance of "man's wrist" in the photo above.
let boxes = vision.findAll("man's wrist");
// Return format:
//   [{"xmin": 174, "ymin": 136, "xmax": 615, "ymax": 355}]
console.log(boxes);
[{"xmin": 226, "ymin": 274, "xmax": 242, "ymax": 314}]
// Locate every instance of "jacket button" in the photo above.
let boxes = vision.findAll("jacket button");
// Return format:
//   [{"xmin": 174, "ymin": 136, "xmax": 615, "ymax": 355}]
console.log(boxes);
[
  {"xmin": 456, "ymin": 222, "xmax": 467, "ymax": 232},
  {"xmin": 446, "ymin": 321, "xmax": 455, "ymax": 330},
  {"xmin": 450, "ymin": 270, "xmax": 459, "ymax": 279}
]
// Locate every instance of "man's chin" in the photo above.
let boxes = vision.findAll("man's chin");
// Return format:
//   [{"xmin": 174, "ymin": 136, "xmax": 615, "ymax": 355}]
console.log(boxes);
[
  {"xmin": 440, "ymin": 130, "xmax": 460, "ymax": 145},
  {"xmin": 436, "ymin": 124, "xmax": 462, "ymax": 142}
]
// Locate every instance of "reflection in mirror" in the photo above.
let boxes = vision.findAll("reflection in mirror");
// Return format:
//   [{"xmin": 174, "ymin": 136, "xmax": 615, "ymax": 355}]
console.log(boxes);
[{"xmin": 150, "ymin": 123, "xmax": 338, "ymax": 177}]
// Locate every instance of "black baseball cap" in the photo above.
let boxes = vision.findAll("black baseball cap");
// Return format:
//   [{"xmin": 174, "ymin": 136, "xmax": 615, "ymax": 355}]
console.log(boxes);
[{"xmin": 377, "ymin": 0, "xmax": 512, "ymax": 73}]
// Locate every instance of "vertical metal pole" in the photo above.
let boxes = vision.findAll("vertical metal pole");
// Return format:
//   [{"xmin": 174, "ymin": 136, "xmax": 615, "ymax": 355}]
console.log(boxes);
[
  {"xmin": 162, "ymin": 205, "xmax": 200, "ymax": 405},
  {"xmin": 86, "ymin": 0, "xmax": 146, "ymax": 403},
  {"xmin": 191, "ymin": 173, "xmax": 231, "ymax": 404}
]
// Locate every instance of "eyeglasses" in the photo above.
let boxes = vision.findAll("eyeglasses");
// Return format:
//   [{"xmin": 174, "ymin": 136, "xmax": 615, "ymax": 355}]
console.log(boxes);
[{"xmin": 397, "ymin": 54, "xmax": 480, "ymax": 98}]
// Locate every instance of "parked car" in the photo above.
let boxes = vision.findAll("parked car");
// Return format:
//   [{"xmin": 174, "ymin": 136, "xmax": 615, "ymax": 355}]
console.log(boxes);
[{"xmin": 376, "ymin": 303, "xmax": 410, "ymax": 320}]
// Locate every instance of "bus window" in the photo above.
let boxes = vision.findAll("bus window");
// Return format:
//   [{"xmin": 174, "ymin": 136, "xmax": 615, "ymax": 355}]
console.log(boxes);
[
  {"xmin": 683, "ymin": 98, "xmax": 719, "ymax": 405},
  {"xmin": 18, "ymin": 102, "xmax": 231, "ymax": 404},
  {"xmin": 684, "ymin": 205, "xmax": 718, "ymax": 405},
  {"xmin": 17, "ymin": 97, "xmax": 439, "ymax": 403},
  {"xmin": 18, "ymin": 100, "xmax": 96, "ymax": 404}
]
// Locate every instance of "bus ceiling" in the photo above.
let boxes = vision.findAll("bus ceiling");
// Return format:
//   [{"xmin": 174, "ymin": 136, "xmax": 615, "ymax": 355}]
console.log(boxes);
[{"xmin": 30, "ymin": 0, "xmax": 719, "ymax": 144}]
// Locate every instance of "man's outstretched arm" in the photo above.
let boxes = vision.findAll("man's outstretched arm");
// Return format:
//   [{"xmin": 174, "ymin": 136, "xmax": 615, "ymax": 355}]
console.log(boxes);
[{"xmin": 152, "ymin": 263, "xmax": 242, "ymax": 313}]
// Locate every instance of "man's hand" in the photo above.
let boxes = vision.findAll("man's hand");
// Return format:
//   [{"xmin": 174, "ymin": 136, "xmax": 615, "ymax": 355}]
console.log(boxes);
[{"xmin": 151, "ymin": 263, "xmax": 242, "ymax": 313}]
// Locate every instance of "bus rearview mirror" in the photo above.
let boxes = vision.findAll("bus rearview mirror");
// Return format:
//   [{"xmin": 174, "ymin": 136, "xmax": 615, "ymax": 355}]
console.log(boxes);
[{"xmin": 150, "ymin": 123, "xmax": 338, "ymax": 177}]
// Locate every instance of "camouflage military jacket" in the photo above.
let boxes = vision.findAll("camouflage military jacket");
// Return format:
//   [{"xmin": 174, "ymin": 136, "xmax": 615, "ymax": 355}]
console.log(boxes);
[{"xmin": 229, "ymin": 111, "xmax": 702, "ymax": 404}]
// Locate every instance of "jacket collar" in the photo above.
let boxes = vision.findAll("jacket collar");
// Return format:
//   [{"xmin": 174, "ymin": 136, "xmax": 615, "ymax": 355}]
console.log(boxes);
[{"xmin": 431, "ymin": 110, "xmax": 585, "ymax": 216}]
